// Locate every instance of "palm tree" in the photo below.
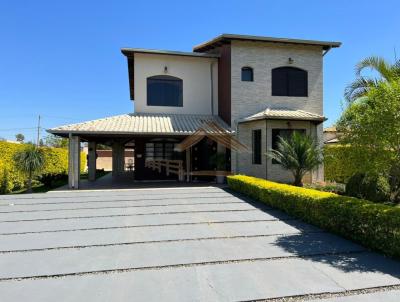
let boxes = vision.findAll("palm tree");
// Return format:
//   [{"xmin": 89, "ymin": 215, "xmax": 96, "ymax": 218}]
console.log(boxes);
[
  {"xmin": 14, "ymin": 145, "xmax": 45, "ymax": 193},
  {"xmin": 268, "ymin": 132, "xmax": 322, "ymax": 187},
  {"xmin": 345, "ymin": 56, "xmax": 400, "ymax": 102}
]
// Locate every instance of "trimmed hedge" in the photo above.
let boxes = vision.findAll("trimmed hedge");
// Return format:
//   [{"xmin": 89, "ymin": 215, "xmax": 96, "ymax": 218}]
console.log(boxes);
[
  {"xmin": 324, "ymin": 145, "xmax": 359, "ymax": 183},
  {"xmin": 0, "ymin": 141, "xmax": 86, "ymax": 193},
  {"xmin": 227, "ymin": 175, "xmax": 400, "ymax": 258}
]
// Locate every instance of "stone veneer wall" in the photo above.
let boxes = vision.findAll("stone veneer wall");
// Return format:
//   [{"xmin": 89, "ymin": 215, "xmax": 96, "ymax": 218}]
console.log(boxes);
[
  {"xmin": 230, "ymin": 40, "xmax": 324, "ymax": 182},
  {"xmin": 237, "ymin": 119, "xmax": 320, "ymax": 184}
]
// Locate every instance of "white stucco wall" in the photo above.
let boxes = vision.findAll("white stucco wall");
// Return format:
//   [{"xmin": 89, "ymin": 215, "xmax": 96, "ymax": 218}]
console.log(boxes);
[{"xmin": 134, "ymin": 53, "xmax": 218, "ymax": 115}]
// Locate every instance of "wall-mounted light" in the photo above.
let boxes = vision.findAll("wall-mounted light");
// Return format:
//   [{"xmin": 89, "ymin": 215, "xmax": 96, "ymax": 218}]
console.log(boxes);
[
  {"xmin": 164, "ymin": 66, "xmax": 168, "ymax": 73},
  {"xmin": 288, "ymin": 57, "xmax": 294, "ymax": 64}
]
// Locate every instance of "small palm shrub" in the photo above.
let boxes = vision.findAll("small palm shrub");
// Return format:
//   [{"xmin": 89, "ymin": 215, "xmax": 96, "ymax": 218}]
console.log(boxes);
[
  {"xmin": 13, "ymin": 146, "xmax": 45, "ymax": 193},
  {"xmin": 268, "ymin": 132, "xmax": 322, "ymax": 187}
]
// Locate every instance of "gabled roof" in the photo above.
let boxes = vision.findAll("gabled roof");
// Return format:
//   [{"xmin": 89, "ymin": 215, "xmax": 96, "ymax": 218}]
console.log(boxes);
[
  {"xmin": 175, "ymin": 120, "xmax": 247, "ymax": 152},
  {"xmin": 239, "ymin": 108, "xmax": 326, "ymax": 123},
  {"xmin": 194, "ymin": 33, "xmax": 341, "ymax": 52},
  {"xmin": 47, "ymin": 113, "xmax": 232, "ymax": 136}
]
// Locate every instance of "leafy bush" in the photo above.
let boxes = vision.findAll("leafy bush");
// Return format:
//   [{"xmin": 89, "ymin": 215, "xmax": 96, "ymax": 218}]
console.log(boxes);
[
  {"xmin": 228, "ymin": 175, "xmax": 400, "ymax": 258},
  {"xmin": 0, "ymin": 167, "xmax": 12, "ymax": 194},
  {"xmin": 346, "ymin": 173, "xmax": 390, "ymax": 203},
  {"xmin": 324, "ymin": 145, "xmax": 361, "ymax": 183},
  {"xmin": 0, "ymin": 141, "xmax": 86, "ymax": 193},
  {"xmin": 345, "ymin": 173, "xmax": 365, "ymax": 198},
  {"xmin": 361, "ymin": 174, "xmax": 391, "ymax": 203},
  {"xmin": 304, "ymin": 181, "xmax": 345, "ymax": 195},
  {"xmin": 38, "ymin": 173, "xmax": 68, "ymax": 187}
]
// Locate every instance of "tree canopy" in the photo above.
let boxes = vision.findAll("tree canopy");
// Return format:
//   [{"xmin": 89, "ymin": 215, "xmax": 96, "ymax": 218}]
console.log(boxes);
[
  {"xmin": 338, "ymin": 80, "xmax": 400, "ymax": 201},
  {"xmin": 344, "ymin": 56, "xmax": 400, "ymax": 103}
]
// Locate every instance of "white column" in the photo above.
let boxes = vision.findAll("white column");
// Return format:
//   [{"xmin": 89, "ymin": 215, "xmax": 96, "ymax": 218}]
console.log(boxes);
[
  {"xmin": 311, "ymin": 123, "xmax": 324, "ymax": 182},
  {"xmin": 88, "ymin": 141, "xmax": 97, "ymax": 181},
  {"xmin": 68, "ymin": 135, "xmax": 81, "ymax": 189},
  {"xmin": 112, "ymin": 142, "xmax": 125, "ymax": 177}
]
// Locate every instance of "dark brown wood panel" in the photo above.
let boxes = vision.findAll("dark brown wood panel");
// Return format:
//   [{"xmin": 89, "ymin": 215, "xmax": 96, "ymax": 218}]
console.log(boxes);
[
  {"xmin": 218, "ymin": 44, "xmax": 231, "ymax": 125},
  {"xmin": 127, "ymin": 56, "xmax": 135, "ymax": 100}
]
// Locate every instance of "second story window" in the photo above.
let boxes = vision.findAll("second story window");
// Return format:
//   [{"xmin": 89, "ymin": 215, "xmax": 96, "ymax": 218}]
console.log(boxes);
[
  {"xmin": 272, "ymin": 67, "xmax": 308, "ymax": 97},
  {"xmin": 147, "ymin": 75, "xmax": 183, "ymax": 107},
  {"xmin": 241, "ymin": 67, "xmax": 254, "ymax": 82}
]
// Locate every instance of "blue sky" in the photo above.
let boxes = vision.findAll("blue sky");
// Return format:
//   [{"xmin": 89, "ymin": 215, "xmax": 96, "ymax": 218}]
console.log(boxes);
[{"xmin": 0, "ymin": 0, "xmax": 399, "ymax": 142}]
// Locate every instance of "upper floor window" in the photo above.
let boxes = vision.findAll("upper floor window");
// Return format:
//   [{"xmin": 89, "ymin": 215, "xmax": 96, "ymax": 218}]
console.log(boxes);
[
  {"xmin": 241, "ymin": 67, "xmax": 254, "ymax": 82},
  {"xmin": 272, "ymin": 67, "xmax": 308, "ymax": 97},
  {"xmin": 147, "ymin": 75, "xmax": 183, "ymax": 107}
]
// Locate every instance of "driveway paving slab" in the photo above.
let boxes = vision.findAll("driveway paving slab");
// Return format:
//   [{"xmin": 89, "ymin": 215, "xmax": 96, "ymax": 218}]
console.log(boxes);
[{"xmin": 0, "ymin": 186, "xmax": 399, "ymax": 301}]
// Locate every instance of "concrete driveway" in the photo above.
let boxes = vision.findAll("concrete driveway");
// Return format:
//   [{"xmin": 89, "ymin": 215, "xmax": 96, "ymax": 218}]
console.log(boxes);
[{"xmin": 0, "ymin": 186, "xmax": 399, "ymax": 301}]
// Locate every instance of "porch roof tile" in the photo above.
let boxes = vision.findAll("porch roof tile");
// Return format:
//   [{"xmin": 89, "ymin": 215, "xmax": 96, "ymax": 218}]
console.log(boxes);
[
  {"xmin": 239, "ymin": 108, "xmax": 326, "ymax": 123},
  {"xmin": 47, "ymin": 113, "xmax": 232, "ymax": 136}
]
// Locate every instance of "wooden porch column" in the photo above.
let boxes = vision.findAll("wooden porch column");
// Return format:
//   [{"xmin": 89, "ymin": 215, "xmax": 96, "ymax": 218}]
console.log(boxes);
[
  {"xmin": 186, "ymin": 148, "xmax": 191, "ymax": 182},
  {"xmin": 88, "ymin": 141, "xmax": 97, "ymax": 181},
  {"xmin": 68, "ymin": 135, "xmax": 81, "ymax": 189},
  {"xmin": 217, "ymin": 143, "xmax": 226, "ymax": 169},
  {"xmin": 112, "ymin": 142, "xmax": 125, "ymax": 177}
]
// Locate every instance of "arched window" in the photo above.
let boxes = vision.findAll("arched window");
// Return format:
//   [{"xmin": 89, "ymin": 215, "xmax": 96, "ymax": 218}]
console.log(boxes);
[
  {"xmin": 241, "ymin": 67, "xmax": 254, "ymax": 82},
  {"xmin": 147, "ymin": 75, "xmax": 183, "ymax": 107},
  {"xmin": 272, "ymin": 67, "xmax": 308, "ymax": 97}
]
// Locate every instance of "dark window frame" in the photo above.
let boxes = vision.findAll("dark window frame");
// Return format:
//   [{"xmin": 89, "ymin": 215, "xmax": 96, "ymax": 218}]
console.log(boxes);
[
  {"xmin": 271, "ymin": 67, "xmax": 308, "ymax": 97},
  {"xmin": 147, "ymin": 75, "xmax": 183, "ymax": 107},
  {"xmin": 241, "ymin": 67, "xmax": 254, "ymax": 82},
  {"xmin": 145, "ymin": 142, "xmax": 178, "ymax": 160},
  {"xmin": 252, "ymin": 129, "xmax": 262, "ymax": 165}
]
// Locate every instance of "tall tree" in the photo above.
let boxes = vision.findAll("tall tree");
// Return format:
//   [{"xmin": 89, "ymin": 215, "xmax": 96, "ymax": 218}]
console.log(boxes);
[
  {"xmin": 344, "ymin": 56, "xmax": 400, "ymax": 102},
  {"xmin": 15, "ymin": 133, "xmax": 25, "ymax": 142},
  {"xmin": 268, "ymin": 132, "xmax": 322, "ymax": 187},
  {"xmin": 44, "ymin": 134, "xmax": 68, "ymax": 148},
  {"xmin": 13, "ymin": 145, "xmax": 45, "ymax": 193}
]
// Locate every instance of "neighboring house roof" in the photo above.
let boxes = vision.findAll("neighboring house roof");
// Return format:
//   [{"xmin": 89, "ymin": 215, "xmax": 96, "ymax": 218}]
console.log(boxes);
[
  {"xmin": 324, "ymin": 126, "xmax": 337, "ymax": 132},
  {"xmin": 121, "ymin": 48, "xmax": 220, "ymax": 59},
  {"xmin": 193, "ymin": 33, "xmax": 342, "ymax": 52},
  {"xmin": 47, "ymin": 113, "xmax": 232, "ymax": 136},
  {"xmin": 238, "ymin": 108, "xmax": 326, "ymax": 123},
  {"xmin": 325, "ymin": 138, "xmax": 339, "ymax": 144}
]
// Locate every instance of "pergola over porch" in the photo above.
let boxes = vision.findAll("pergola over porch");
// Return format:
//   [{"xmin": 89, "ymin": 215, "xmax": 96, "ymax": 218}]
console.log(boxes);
[{"xmin": 47, "ymin": 113, "xmax": 232, "ymax": 189}]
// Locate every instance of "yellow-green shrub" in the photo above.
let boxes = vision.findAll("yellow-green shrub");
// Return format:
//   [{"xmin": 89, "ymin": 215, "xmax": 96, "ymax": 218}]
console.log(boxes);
[
  {"xmin": 0, "ymin": 141, "xmax": 86, "ymax": 192},
  {"xmin": 228, "ymin": 175, "xmax": 400, "ymax": 258},
  {"xmin": 324, "ymin": 145, "xmax": 359, "ymax": 183}
]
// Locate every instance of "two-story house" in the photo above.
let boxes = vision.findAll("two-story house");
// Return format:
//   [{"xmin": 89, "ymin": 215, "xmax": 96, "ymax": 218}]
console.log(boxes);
[{"xmin": 48, "ymin": 34, "xmax": 340, "ymax": 189}]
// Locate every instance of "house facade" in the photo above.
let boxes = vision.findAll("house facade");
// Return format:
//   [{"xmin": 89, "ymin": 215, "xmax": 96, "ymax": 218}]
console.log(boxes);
[{"xmin": 48, "ymin": 34, "xmax": 340, "ymax": 189}]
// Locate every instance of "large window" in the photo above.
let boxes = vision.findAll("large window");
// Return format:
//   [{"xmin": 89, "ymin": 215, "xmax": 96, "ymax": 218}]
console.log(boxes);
[
  {"xmin": 145, "ymin": 142, "xmax": 177, "ymax": 160},
  {"xmin": 147, "ymin": 75, "xmax": 183, "ymax": 107},
  {"xmin": 241, "ymin": 67, "xmax": 254, "ymax": 82},
  {"xmin": 252, "ymin": 129, "xmax": 262, "ymax": 165},
  {"xmin": 272, "ymin": 67, "xmax": 308, "ymax": 97},
  {"xmin": 271, "ymin": 129, "xmax": 306, "ymax": 164}
]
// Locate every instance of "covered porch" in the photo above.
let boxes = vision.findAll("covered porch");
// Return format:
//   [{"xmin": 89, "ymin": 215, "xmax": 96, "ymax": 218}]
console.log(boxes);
[{"xmin": 47, "ymin": 113, "xmax": 233, "ymax": 189}]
